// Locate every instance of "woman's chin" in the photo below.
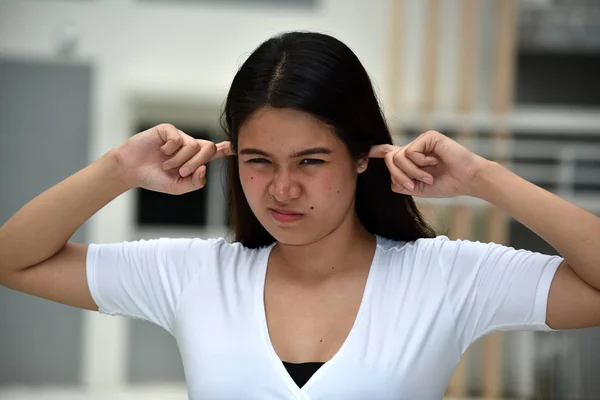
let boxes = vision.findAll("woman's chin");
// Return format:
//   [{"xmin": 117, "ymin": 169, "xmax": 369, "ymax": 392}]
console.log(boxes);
[{"xmin": 265, "ymin": 226, "xmax": 322, "ymax": 246}]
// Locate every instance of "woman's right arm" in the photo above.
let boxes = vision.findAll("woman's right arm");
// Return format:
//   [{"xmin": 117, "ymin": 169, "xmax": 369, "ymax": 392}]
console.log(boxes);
[
  {"xmin": 0, "ymin": 151, "xmax": 130, "ymax": 310},
  {"xmin": 0, "ymin": 123, "xmax": 232, "ymax": 311}
]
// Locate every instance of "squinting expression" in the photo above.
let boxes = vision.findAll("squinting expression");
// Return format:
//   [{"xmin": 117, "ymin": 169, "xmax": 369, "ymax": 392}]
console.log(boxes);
[{"xmin": 238, "ymin": 107, "xmax": 364, "ymax": 245}]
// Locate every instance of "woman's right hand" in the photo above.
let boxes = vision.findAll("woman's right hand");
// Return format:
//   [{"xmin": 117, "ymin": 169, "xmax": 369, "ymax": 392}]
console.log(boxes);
[{"xmin": 113, "ymin": 123, "xmax": 235, "ymax": 195}]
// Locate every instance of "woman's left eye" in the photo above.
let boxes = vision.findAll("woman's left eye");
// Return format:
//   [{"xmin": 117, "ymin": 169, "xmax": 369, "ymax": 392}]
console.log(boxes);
[{"xmin": 300, "ymin": 159, "xmax": 325, "ymax": 165}]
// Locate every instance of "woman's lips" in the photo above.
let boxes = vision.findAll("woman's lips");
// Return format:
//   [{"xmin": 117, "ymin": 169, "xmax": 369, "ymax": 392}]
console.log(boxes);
[{"xmin": 269, "ymin": 209, "xmax": 304, "ymax": 223}]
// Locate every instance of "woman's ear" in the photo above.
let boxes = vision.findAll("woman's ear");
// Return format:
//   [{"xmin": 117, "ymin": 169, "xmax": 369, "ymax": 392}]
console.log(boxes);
[{"xmin": 356, "ymin": 158, "xmax": 368, "ymax": 174}]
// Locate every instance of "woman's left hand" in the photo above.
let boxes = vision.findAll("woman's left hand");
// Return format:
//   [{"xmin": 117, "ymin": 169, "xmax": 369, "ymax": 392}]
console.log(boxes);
[{"xmin": 368, "ymin": 130, "xmax": 489, "ymax": 198}]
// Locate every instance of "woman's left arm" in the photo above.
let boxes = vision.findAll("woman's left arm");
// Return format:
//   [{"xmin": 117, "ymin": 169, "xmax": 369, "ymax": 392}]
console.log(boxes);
[
  {"xmin": 471, "ymin": 160, "xmax": 600, "ymax": 329},
  {"xmin": 369, "ymin": 130, "xmax": 600, "ymax": 329}
]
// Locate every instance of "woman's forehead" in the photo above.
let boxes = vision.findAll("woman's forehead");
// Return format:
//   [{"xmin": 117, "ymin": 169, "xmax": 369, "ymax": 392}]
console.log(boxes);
[{"xmin": 238, "ymin": 107, "xmax": 340, "ymax": 148}]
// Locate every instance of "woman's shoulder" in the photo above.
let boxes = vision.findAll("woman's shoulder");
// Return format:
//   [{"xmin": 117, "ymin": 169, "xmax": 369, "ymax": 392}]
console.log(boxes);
[
  {"xmin": 115, "ymin": 236, "xmax": 268, "ymax": 265},
  {"xmin": 183, "ymin": 236, "xmax": 275, "ymax": 265},
  {"xmin": 375, "ymin": 234, "xmax": 452, "ymax": 253},
  {"xmin": 142, "ymin": 236, "xmax": 269, "ymax": 251},
  {"xmin": 370, "ymin": 235, "xmax": 455, "ymax": 288},
  {"xmin": 375, "ymin": 234, "xmax": 502, "ymax": 260}
]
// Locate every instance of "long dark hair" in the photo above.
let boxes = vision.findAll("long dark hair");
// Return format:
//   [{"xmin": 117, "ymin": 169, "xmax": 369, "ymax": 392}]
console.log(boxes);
[{"xmin": 221, "ymin": 31, "xmax": 436, "ymax": 248}]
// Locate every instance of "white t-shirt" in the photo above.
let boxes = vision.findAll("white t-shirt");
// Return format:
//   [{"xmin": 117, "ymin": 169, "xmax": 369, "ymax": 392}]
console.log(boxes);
[{"xmin": 86, "ymin": 234, "xmax": 562, "ymax": 399}]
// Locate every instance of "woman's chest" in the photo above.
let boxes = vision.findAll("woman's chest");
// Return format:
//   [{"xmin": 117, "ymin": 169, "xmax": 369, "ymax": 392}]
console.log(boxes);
[
  {"xmin": 172, "ymin": 280, "xmax": 460, "ymax": 399},
  {"xmin": 263, "ymin": 272, "xmax": 368, "ymax": 363}
]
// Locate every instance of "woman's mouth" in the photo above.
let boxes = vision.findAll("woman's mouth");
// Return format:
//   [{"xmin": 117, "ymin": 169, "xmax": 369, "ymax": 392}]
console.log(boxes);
[{"xmin": 269, "ymin": 208, "xmax": 304, "ymax": 223}]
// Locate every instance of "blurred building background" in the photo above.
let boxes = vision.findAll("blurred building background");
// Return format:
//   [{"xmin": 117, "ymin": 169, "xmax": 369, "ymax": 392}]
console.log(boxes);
[{"xmin": 0, "ymin": 0, "xmax": 599, "ymax": 398}]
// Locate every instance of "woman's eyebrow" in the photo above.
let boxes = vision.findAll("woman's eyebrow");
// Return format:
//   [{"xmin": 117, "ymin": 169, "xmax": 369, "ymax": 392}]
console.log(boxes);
[
  {"xmin": 239, "ymin": 148, "xmax": 333, "ymax": 157},
  {"xmin": 292, "ymin": 148, "xmax": 332, "ymax": 157},
  {"xmin": 239, "ymin": 148, "xmax": 270, "ymax": 157}
]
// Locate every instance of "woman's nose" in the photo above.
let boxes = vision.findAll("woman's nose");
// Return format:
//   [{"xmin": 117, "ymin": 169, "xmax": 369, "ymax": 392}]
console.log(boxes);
[{"xmin": 268, "ymin": 170, "xmax": 301, "ymax": 202}]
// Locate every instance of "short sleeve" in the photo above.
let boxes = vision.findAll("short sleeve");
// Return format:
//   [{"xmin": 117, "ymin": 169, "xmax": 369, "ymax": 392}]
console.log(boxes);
[
  {"xmin": 86, "ymin": 237, "xmax": 218, "ymax": 334},
  {"xmin": 433, "ymin": 236, "xmax": 563, "ymax": 353}
]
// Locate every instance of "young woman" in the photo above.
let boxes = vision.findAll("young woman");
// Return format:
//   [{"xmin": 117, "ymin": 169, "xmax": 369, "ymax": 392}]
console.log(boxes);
[{"xmin": 1, "ymin": 32, "xmax": 599, "ymax": 399}]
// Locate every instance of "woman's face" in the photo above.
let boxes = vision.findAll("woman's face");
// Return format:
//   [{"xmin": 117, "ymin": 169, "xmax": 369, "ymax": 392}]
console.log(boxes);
[{"xmin": 238, "ymin": 107, "xmax": 364, "ymax": 245}]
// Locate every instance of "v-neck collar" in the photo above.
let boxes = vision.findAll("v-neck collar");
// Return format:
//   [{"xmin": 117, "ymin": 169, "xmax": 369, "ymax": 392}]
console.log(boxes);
[{"xmin": 254, "ymin": 235, "xmax": 381, "ymax": 396}]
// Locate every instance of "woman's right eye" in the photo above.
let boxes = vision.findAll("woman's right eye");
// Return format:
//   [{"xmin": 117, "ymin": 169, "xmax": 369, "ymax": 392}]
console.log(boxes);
[{"xmin": 245, "ymin": 158, "xmax": 270, "ymax": 164}]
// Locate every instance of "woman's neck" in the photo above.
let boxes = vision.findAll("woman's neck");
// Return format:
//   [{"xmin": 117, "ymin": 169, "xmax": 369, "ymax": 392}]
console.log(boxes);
[{"xmin": 271, "ymin": 216, "xmax": 376, "ymax": 282}]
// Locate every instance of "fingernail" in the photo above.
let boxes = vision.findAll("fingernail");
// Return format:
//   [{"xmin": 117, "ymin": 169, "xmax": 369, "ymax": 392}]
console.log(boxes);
[
  {"xmin": 423, "ymin": 176, "xmax": 433, "ymax": 185},
  {"xmin": 180, "ymin": 167, "xmax": 190, "ymax": 177},
  {"xmin": 404, "ymin": 182, "xmax": 415, "ymax": 191},
  {"xmin": 163, "ymin": 163, "xmax": 172, "ymax": 170}
]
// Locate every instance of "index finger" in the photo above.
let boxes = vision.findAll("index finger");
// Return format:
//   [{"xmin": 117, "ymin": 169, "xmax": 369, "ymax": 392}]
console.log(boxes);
[
  {"xmin": 210, "ymin": 141, "xmax": 236, "ymax": 161},
  {"xmin": 368, "ymin": 144, "xmax": 397, "ymax": 159}
]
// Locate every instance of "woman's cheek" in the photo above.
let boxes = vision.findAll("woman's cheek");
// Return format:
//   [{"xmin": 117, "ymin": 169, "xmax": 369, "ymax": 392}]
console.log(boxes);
[
  {"xmin": 321, "ymin": 174, "xmax": 355, "ymax": 205},
  {"xmin": 238, "ymin": 168, "xmax": 251, "ymax": 191},
  {"xmin": 240, "ymin": 170, "xmax": 265, "ymax": 199},
  {"xmin": 239, "ymin": 165, "xmax": 254, "ymax": 183},
  {"xmin": 318, "ymin": 173, "xmax": 345, "ymax": 197}
]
